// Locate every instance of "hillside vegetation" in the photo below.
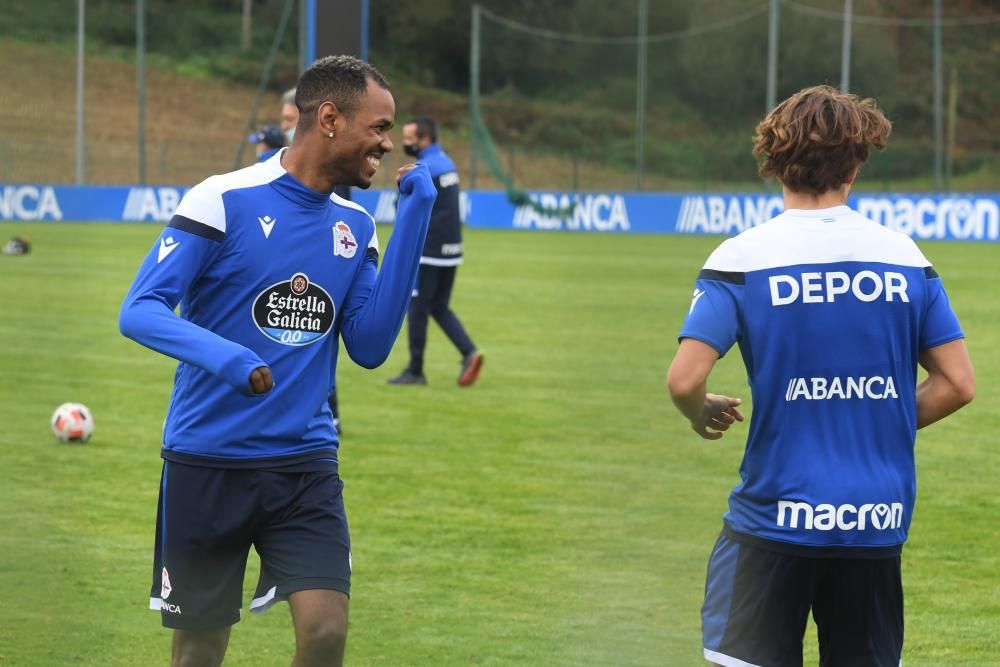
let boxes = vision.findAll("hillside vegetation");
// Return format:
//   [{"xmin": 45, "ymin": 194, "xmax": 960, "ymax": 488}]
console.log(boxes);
[{"xmin": 1, "ymin": 0, "xmax": 996, "ymax": 190}]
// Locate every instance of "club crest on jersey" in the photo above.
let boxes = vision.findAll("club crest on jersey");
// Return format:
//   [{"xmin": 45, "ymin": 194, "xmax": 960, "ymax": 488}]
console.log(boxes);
[
  {"xmin": 252, "ymin": 272, "xmax": 335, "ymax": 346},
  {"xmin": 333, "ymin": 222, "xmax": 358, "ymax": 258}
]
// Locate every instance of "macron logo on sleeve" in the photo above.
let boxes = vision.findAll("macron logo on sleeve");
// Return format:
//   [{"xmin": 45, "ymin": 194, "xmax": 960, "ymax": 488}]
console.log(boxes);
[
  {"xmin": 157, "ymin": 236, "xmax": 180, "ymax": 263},
  {"xmin": 689, "ymin": 288, "xmax": 706, "ymax": 314}
]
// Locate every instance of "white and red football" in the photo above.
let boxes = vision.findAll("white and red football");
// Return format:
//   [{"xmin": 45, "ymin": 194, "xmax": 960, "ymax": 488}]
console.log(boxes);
[{"xmin": 51, "ymin": 402, "xmax": 94, "ymax": 444}]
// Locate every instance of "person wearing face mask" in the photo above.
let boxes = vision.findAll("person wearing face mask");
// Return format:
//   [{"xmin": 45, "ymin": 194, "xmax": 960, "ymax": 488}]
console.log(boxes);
[
  {"xmin": 388, "ymin": 116, "xmax": 483, "ymax": 387},
  {"xmin": 283, "ymin": 86, "xmax": 348, "ymax": 433}
]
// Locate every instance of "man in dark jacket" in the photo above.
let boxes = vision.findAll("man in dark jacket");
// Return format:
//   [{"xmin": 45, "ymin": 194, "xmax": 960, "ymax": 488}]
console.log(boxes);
[{"xmin": 389, "ymin": 116, "xmax": 483, "ymax": 387}]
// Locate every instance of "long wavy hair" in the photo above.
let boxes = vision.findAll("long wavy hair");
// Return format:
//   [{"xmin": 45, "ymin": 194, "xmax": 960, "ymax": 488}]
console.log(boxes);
[{"xmin": 753, "ymin": 85, "xmax": 892, "ymax": 195}]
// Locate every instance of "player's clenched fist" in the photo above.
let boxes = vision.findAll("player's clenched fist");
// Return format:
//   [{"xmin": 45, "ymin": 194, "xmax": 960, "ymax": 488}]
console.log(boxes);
[
  {"xmin": 249, "ymin": 366, "xmax": 274, "ymax": 395},
  {"xmin": 396, "ymin": 163, "xmax": 436, "ymax": 200}
]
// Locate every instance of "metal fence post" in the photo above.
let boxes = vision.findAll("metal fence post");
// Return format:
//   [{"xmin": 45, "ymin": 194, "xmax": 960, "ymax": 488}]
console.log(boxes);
[
  {"xmin": 137, "ymin": 0, "xmax": 147, "ymax": 184},
  {"xmin": 76, "ymin": 0, "xmax": 86, "ymax": 184}
]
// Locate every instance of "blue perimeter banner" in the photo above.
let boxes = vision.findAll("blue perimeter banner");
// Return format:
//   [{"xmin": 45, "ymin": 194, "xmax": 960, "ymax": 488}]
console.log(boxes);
[{"xmin": 2, "ymin": 184, "xmax": 998, "ymax": 242}]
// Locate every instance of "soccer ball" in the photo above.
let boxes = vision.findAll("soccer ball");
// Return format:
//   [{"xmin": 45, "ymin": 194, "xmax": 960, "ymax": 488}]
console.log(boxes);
[{"xmin": 50, "ymin": 402, "xmax": 94, "ymax": 444}]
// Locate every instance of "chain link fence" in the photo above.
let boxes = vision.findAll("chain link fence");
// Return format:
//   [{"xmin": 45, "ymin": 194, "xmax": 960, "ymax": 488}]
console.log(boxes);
[
  {"xmin": 0, "ymin": 0, "xmax": 996, "ymax": 192},
  {"xmin": 471, "ymin": 0, "xmax": 999, "ymax": 192},
  {"xmin": 0, "ymin": 0, "xmax": 296, "ymax": 188}
]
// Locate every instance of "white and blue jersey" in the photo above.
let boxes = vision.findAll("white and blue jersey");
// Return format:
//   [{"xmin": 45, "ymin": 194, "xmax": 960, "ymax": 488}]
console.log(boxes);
[
  {"xmin": 680, "ymin": 205, "xmax": 963, "ymax": 551},
  {"xmin": 120, "ymin": 150, "xmax": 436, "ymax": 469}
]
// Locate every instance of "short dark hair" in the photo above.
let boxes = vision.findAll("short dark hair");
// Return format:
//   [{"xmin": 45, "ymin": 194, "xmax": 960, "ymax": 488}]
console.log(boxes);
[
  {"xmin": 405, "ymin": 116, "xmax": 438, "ymax": 143},
  {"xmin": 752, "ymin": 85, "xmax": 891, "ymax": 195},
  {"xmin": 295, "ymin": 55, "xmax": 390, "ymax": 123}
]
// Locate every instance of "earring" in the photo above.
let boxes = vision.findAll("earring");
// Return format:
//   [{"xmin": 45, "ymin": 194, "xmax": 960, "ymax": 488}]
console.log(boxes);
[{"xmin": 328, "ymin": 132, "xmax": 334, "ymax": 138}]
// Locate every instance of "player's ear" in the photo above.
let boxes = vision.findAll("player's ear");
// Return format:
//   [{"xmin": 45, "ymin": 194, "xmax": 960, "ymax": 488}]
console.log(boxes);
[
  {"xmin": 846, "ymin": 166, "xmax": 860, "ymax": 187},
  {"xmin": 317, "ymin": 101, "xmax": 342, "ymax": 138}
]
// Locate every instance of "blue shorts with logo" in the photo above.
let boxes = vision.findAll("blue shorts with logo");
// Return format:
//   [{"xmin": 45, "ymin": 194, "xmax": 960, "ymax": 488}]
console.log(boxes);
[
  {"xmin": 149, "ymin": 460, "xmax": 351, "ymax": 630},
  {"xmin": 702, "ymin": 526, "xmax": 903, "ymax": 667}
]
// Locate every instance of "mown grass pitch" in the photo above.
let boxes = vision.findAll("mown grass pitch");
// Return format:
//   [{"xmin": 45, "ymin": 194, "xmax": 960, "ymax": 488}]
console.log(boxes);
[{"xmin": 0, "ymin": 223, "xmax": 996, "ymax": 666}]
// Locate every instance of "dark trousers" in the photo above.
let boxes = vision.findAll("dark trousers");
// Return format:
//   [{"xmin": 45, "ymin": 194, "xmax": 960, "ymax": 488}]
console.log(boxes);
[{"xmin": 407, "ymin": 265, "xmax": 475, "ymax": 374}]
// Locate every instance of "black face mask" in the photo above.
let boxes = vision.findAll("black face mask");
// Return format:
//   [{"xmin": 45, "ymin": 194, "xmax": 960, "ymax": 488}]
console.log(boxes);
[{"xmin": 403, "ymin": 143, "xmax": 420, "ymax": 157}]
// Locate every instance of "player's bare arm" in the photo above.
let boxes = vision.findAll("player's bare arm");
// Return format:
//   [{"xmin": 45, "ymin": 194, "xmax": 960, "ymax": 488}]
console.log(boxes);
[
  {"xmin": 916, "ymin": 338, "xmax": 975, "ymax": 429},
  {"xmin": 667, "ymin": 338, "xmax": 744, "ymax": 440}
]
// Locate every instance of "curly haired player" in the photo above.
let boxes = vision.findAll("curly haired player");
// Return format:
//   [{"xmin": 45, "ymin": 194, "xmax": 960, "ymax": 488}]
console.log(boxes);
[{"xmin": 667, "ymin": 85, "xmax": 975, "ymax": 667}]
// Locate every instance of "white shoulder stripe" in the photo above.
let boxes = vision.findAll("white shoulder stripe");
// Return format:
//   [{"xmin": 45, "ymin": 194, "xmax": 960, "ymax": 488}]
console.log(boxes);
[
  {"xmin": 330, "ymin": 190, "xmax": 375, "ymax": 223},
  {"xmin": 173, "ymin": 157, "xmax": 284, "ymax": 235},
  {"xmin": 704, "ymin": 208, "xmax": 930, "ymax": 272}
]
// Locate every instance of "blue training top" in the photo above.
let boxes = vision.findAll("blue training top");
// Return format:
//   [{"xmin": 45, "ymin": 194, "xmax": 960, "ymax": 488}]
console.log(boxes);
[
  {"xmin": 120, "ymin": 150, "xmax": 436, "ymax": 468},
  {"xmin": 679, "ymin": 205, "xmax": 964, "ymax": 551}
]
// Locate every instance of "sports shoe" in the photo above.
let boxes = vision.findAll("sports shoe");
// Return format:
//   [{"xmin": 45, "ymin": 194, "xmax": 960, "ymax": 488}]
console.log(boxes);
[
  {"xmin": 457, "ymin": 351, "xmax": 484, "ymax": 387},
  {"xmin": 388, "ymin": 370, "xmax": 427, "ymax": 385}
]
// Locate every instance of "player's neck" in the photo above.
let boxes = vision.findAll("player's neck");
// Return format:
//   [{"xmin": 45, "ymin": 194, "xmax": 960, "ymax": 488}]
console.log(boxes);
[
  {"xmin": 281, "ymin": 144, "xmax": 338, "ymax": 195},
  {"xmin": 783, "ymin": 185, "xmax": 851, "ymax": 211}
]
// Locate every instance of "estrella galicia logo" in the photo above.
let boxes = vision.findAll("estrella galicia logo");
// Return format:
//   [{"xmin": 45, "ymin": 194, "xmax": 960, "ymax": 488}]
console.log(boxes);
[{"xmin": 252, "ymin": 272, "xmax": 334, "ymax": 346}]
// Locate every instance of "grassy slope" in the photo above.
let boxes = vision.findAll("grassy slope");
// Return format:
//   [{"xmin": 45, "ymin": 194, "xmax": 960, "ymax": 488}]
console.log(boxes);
[
  {"xmin": 1, "ymin": 38, "xmax": 996, "ymax": 193},
  {"xmin": 0, "ymin": 224, "xmax": 996, "ymax": 665},
  {"xmin": 0, "ymin": 40, "xmax": 284, "ymax": 187}
]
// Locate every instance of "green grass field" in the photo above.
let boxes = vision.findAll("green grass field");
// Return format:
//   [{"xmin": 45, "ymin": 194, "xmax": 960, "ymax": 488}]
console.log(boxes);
[{"xmin": 0, "ymin": 223, "xmax": 996, "ymax": 666}]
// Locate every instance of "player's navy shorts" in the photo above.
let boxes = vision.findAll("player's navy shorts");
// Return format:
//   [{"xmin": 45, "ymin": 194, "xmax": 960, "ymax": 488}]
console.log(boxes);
[
  {"xmin": 149, "ymin": 461, "xmax": 351, "ymax": 630},
  {"xmin": 702, "ymin": 528, "xmax": 903, "ymax": 667}
]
